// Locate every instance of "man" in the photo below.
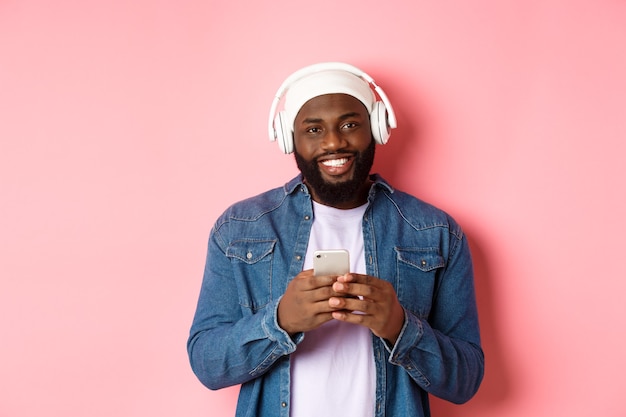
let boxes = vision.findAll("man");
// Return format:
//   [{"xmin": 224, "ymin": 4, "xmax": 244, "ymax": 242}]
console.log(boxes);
[{"xmin": 187, "ymin": 62, "xmax": 484, "ymax": 417}]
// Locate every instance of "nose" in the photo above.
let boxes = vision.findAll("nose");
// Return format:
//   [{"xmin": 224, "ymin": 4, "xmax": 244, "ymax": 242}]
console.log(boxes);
[{"xmin": 321, "ymin": 129, "xmax": 346, "ymax": 152}]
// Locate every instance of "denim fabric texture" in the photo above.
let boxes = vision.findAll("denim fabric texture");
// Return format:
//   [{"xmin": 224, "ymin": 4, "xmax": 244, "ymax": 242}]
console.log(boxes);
[{"xmin": 187, "ymin": 174, "xmax": 484, "ymax": 417}]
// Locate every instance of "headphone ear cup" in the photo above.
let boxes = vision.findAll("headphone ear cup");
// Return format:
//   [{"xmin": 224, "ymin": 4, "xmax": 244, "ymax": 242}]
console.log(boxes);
[
  {"xmin": 274, "ymin": 111, "xmax": 294, "ymax": 154},
  {"xmin": 370, "ymin": 101, "xmax": 390, "ymax": 145}
]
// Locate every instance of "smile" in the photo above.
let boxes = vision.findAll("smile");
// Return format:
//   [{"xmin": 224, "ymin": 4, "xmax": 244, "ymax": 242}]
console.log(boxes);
[{"xmin": 320, "ymin": 158, "xmax": 349, "ymax": 167}]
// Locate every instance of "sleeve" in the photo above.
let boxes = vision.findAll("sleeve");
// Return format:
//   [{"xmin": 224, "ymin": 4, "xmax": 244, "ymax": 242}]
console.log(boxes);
[
  {"xmin": 186, "ymin": 224, "xmax": 301, "ymax": 390},
  {"xmin": 386, "ymin": 230, "xmax": 485, "ymax": 404}
]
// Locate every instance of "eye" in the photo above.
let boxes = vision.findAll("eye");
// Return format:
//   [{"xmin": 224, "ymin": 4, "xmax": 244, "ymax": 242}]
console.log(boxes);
[
  {"xmin": 306, "ymin": 126, "xmax": 322, "ymax": 134},
  {"xmin": 341, "ymin": 122, "xmax": 358, "ymax": 130}
]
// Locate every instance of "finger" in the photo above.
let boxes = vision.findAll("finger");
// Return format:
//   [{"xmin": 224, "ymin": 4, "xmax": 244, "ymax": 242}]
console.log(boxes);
[
  {"xmin": 329, "ymin": 296, "xmax": 373, "ymax": 314},
  {"xmin": 336, "ymin": 274, "xmax": 384, "ymax": 293},
  {"xmin": 332, "ymin": 280, "xmax": 376, "ymax": 299},
  {"xmin": 309, "ymin": 285, "xmax": 342, "ymax": 303},
  {"xmin": 294, "ymin": 273, "xmax": 336, "ymax": 290},
  {"xmin": 336, "ymin": 273, "xmax": 372, "ymax": 284},
  {"xmin": 331, "ymin": 309, "xmax": 369, "ymax": 326}
]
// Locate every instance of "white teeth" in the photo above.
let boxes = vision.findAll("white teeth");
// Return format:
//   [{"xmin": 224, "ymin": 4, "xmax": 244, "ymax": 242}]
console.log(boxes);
[{"xmin": 321, "ymin": 158, "xmax": 348, "ymax": 167}]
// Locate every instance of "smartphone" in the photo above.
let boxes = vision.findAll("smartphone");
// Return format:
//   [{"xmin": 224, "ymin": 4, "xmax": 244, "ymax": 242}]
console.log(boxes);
[{"xmin": 313, "ymin": 249, "xmax": 350, "ymax": 276}]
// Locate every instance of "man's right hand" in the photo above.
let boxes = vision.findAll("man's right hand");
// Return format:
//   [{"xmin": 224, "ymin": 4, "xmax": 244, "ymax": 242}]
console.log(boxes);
[{"xmin": 277, "ymin": 269, "xmax": 340, "ymax": 335}]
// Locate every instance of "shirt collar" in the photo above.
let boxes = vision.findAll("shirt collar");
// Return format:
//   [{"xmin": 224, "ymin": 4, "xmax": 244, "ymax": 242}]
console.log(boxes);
[{"xmin": 283, "ymin": 173, "xmax": 395, "ymax": 197}]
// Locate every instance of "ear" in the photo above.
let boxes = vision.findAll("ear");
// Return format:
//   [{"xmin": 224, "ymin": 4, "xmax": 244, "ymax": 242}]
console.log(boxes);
[
  {"xmin": 370, "ymin": 101, "xmax": 390, "ymax": 145},
  {"xmin": 274, "ymin": 111, "xmax": 294, "ymax": 154}
]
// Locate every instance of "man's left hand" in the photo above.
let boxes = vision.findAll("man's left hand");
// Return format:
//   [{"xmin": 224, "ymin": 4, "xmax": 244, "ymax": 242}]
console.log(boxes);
[{"xmin": 329, "ymin": 273, "xmax": 405, "ymax": 344}]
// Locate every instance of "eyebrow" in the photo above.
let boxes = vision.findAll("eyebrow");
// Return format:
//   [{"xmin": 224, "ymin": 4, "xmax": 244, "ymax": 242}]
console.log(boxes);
[{"xmin": 301, "ymin": 112, "xmax": 363, "ymax": 125}]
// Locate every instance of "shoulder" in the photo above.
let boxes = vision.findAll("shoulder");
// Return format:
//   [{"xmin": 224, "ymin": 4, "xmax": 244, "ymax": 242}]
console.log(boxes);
[
  {"xmin": 371, "ymin": 175, "xmax": 463, "ymax": 238},
  {"xmin": 216, "ymin": 176, "xmax": 304, "ymax": 223}
]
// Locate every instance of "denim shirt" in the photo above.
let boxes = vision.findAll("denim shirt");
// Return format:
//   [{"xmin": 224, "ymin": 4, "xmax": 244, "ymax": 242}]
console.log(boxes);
[{"xmin": 188, "ymin": 174, "xmax": 484, "ymax": 417}]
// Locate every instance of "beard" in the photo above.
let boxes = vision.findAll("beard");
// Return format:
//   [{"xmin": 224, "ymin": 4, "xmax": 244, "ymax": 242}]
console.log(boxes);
[{"xmin": 294, "ymin": 139, "xmax": 376, "ymax": 207}]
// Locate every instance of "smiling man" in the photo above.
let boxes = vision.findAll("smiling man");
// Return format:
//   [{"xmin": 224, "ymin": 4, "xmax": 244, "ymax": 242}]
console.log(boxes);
[{"xmin": 187, "ymin": 63, "xmax": 484, "ymax": 417}]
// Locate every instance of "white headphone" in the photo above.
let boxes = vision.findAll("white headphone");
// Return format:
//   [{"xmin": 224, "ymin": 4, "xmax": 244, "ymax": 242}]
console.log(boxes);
[{"xmin": 268, "ymin": 62, "xmax": 397, "ymax": 154}]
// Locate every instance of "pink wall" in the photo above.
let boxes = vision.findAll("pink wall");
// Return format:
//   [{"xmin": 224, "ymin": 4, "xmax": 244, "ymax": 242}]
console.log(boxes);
[{"xmin": 1, "ymin": 1, "xmax": 625, "ymax": 416}]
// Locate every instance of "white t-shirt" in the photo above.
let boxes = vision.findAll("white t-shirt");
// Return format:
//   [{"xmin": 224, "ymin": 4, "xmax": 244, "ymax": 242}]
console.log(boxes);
[{"xmin": 290, "ymin": 201, "xmax": 375, "ymax": 417}]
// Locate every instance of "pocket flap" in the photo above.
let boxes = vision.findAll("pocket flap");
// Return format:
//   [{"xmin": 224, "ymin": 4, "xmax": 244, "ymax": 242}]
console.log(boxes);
[
  {"xmin": 395, "ymin": 247, "xmax": 444, "ymax": 272},
  {"xmin": 227, "ymin": 239, "xmax": 276, "ymax": 264}
]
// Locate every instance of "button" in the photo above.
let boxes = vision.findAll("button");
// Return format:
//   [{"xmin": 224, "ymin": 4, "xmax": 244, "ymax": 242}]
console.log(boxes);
[
  {"xmin": 281, "ymin": 402, "xmax": 287, "ymax": 408},
  {"xmin": 295, "ymin": 255, "xmax": 301, "ymax": 261},
  {"xmin": 421, "ymin": 260, "xmax": 427, "ymax": 266},
  {"xmin": 246, "ymin": 252, "xmax": 253, "ymax": 260},
  {"xmin": 304, "ymin": 215, "xmax": 310, "ymax": 220}
]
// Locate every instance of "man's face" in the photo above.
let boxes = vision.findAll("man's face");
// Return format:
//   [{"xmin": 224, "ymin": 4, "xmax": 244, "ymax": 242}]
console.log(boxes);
[{"xmin": 293, "ymin": 93, "xmax": 375, "ymax": 208}]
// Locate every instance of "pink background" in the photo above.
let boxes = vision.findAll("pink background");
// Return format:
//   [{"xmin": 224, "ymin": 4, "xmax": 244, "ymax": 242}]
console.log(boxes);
[{"xmin": 1, "ymin": 1, "xmax": 625, "ymax": 416}]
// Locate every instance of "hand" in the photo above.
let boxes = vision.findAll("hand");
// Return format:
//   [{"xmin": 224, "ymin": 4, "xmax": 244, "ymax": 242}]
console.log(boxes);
[
  {"xmin": 329, "ymin": 273, "xmax": 405, "ymax": 344},
  {"xmin": 277, "ymin": 269, "xmax": 340, "ymax": 335}
]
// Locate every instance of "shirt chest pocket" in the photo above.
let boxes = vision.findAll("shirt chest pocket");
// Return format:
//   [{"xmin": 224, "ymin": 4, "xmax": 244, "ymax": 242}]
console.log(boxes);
[
  {"xmin": 394, "ymin": 247, "xmax": 445, "ymax": 318},
  {"xmin": 226, "ymin": 239, "xmax": 276, "ymax": 312}
]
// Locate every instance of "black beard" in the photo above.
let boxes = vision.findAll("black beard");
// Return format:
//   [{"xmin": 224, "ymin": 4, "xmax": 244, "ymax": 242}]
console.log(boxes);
[{"xmin": 294, "ymin": 140, "xmax": 376, "ymax": 206}]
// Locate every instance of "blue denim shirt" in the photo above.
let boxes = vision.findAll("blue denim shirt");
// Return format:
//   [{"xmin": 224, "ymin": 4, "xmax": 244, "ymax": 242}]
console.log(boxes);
[{"xmin": 188, "ymin": 174, "xmax": 484, "ymax": 417}]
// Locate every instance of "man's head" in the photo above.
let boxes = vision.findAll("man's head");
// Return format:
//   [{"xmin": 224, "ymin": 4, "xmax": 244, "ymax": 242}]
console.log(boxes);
[
  {"xmin": 293, "ymin": 93, "xmax": 376, "ymax": 209},
  {"xmin": 268, "ymin": 63, "xmax": 397, "ymax": 208}
]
